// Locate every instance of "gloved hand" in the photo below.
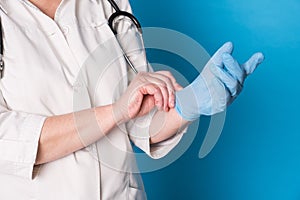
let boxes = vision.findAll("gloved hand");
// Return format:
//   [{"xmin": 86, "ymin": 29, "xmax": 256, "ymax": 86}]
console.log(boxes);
[{"xmin": 175, "ymin": 42, "xmax": 264, "ymax": 121}]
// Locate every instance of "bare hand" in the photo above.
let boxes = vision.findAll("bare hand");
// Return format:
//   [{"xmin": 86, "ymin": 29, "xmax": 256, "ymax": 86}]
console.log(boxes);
[{"xmin": 113, "ymin": 71, "xmax": 182, "ymax": 122}]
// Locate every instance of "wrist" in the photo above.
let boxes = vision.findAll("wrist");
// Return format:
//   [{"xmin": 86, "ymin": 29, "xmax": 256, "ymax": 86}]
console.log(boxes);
[
  {"xmin": 111, "ymin": 103, "xmax": 128, "ymax": 125},
  {"xmin": 175, "ymin": 89, "xmax": 199, "ymax": 121},
  {"xmin": 94, "ymin": 105, "xmax": 117, "ymax": 129},
  {"xmin": 174, "ymin": 76, "xmax": 208, "ymax": 120}
]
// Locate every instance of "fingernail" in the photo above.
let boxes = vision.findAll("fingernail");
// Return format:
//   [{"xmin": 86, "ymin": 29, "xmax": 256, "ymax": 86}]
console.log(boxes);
[
  {"xmin": 169, "ymin": 96, "xmax": 174, "ymax": 107},
  {"xmin": 170, "ymin": 101, "xmax": 174, "ymax": 107}
]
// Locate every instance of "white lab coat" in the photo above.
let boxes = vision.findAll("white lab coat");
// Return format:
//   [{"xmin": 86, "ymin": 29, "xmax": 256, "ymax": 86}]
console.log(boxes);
[{"xmin": 0, "ymin": 0, "xmax": 186, "ymax": 199}]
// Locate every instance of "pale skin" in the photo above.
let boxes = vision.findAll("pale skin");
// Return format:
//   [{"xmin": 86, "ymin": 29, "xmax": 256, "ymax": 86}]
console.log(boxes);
[{"xmin": 33, "ymin": 0, "xmax": 189, "ymax": 165}]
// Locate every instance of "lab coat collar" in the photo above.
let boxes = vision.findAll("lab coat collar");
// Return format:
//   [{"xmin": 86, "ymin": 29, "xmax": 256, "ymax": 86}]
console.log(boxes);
[
  {"xmin": 0, "ymin": 0, "xmax": 8, "ymax": 15},
  {"xmin": 0, "ymin": 0, "xmax": 28, "ymax": 16},
  {"xmin": 0, "ymin": 0, "xmax": 99, "ymax": 17},
  {"xmin": 0, "ymin": 0, "xmax": 73, "ymax": 16}
]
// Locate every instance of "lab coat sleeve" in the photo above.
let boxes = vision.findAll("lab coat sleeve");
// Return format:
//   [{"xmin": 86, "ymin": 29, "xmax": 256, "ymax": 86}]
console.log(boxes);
[
  {"xmin": 126, "ymin": 109, "xmax": 188, "ymax": 159},
  {"xmin": 126, "ymin": 62, "xmax": 188, "ymax": 159},
  {"xmin": 110, "ymin": 0, "xmax": 189, "ymax": 158},
  {"xmin": 0, "ymin": 89, "xmax": 46, "ymax": 179}
]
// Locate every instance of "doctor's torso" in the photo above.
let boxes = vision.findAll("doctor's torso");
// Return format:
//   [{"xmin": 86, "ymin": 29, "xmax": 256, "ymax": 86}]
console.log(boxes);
[{"xmin": 0, "ymin": 0, "xmax": 147, "ymax": 199}]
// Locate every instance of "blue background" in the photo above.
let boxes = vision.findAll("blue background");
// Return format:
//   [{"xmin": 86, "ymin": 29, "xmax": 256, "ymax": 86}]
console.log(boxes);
[{"xmin": 130, "ymin": 0, "xmax": 300, "ymax": 199}]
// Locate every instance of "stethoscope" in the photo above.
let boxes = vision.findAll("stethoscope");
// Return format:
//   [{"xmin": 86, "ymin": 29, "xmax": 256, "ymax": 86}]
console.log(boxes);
[
  {"xmin": 0, "ymin": 18, "xmax": 3, "ymax": 79},
  {"xmin": 107, "ymin": 0, "xmax": 142, "ymax": 74},
  {"xmin": 0, "ymin": 0, "xmax": 142, "ymax": 79}
]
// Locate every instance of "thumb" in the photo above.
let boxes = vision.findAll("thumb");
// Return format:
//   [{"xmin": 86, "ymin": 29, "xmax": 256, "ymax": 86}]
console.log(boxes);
[
  {"xmin": 242, "ymin": 52, "xmax": 265, "ymax": 75},
  {"xmin": 137, "ymin": 95, "xmax": 156, "ymax": 117},
  {"xmin": 211, "ymin": 42, "xmax": 234, "ymax": 67}
]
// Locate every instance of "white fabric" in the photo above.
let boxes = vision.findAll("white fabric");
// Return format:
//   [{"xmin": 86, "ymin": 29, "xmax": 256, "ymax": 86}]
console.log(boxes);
[{"xmin": 0, "ymin": 0, "xmax": 186, "ymax": 199}]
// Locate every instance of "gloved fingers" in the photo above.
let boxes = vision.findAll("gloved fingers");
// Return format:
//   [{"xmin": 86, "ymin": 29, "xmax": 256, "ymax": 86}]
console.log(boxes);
[
  {"xmin": 242, "ymin": 52, "xmax": 265, "ymax": 75},
  {"xmin": 222, "ymin": 53, "xmax": 245, "ymax": 84},
  {"xmin": 149, "ymin": 71, "xmax": 177, "ymax": 109},
  {"xmin": 143, "ymin": 75, "xmax": 172, "ymax": 111},
  {"xmin": 211, "ymin": 42, "xmax": 234, "ymax": 68},
  {"xmin": 210, "ymin": 65, "xmax": 240, "ymax": 97}
]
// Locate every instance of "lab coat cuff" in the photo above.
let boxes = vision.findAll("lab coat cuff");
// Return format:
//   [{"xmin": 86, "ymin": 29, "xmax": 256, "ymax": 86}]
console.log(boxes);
[
  {"xmin": 128, "ymin": 111, "xmax": 188, "ymax": 159},
  {"xmin": 148, "ymin": 126, "xmax": 188, "ymax": 159},
  {"xmin": 0, "ymin": 114, "xmax": 46, "ymax": 179},
  {"xmin": 22, "ymin": 114, "xmax": 46, "ymax": 179},
  {"xmin": 130, "ymin": 126, "xmax": 187, "ymax": 159}
]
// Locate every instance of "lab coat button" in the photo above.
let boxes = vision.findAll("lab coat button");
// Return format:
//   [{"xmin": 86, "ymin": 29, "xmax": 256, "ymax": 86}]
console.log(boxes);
[
  {"xmin": 62, "ymin": 26, "xmax": 69, "ymax": 34},
  {"xmin": 73, "ymin": 82, "xmax": 84, "ymax": 92},
  {"xmin": 74, "ymin": 82, "xmax": 83, "ymax": 87}
]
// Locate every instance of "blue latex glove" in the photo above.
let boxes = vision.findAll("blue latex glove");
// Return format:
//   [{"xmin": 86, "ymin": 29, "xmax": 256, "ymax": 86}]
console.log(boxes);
[{"xmin": 175, "ymin": 42, "xmax": 264, "ymax": 121}]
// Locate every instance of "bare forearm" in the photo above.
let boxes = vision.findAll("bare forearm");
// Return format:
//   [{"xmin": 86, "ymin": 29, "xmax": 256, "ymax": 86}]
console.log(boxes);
[
  {"xmin": 35, "ymin": 105, "xmax": 118, "ymax": 165},
  {"xmin": 150, "ymin": 108, "xmax": 189, "ymax": 144}
]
